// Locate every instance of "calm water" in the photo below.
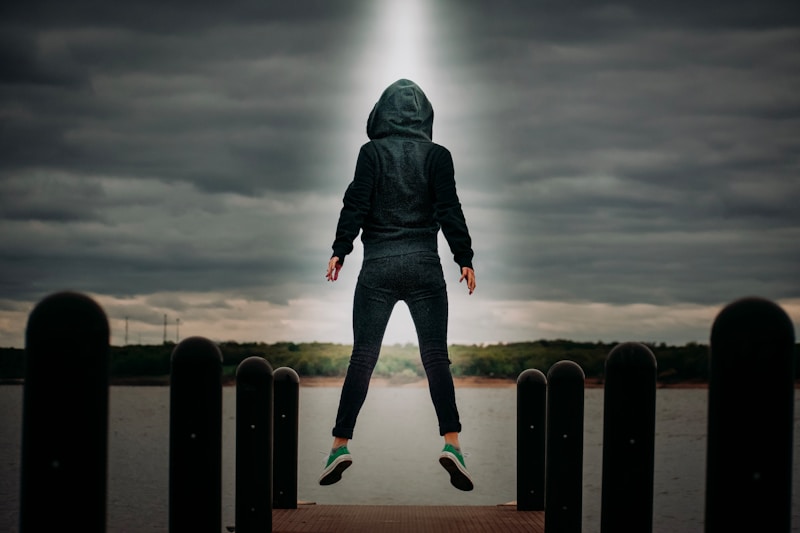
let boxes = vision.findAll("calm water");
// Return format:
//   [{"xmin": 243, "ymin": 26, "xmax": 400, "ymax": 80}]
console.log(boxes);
[{"xmin": 1, "ymin": 385, "xmax": 799, "ymax": 532}]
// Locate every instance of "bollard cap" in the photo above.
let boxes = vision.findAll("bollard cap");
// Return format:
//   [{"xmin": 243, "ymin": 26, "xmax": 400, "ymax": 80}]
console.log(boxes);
[
  {"xmin": 171, "ymin": 336, "xmax": 223, "ymax": 365},
  {"xmin": 711, "ymin": 296, "xmax": 795, "ymax": 350},
  {"xmin": 606, "ymin": 342, "xmax": 657, "ymax": 371},
  {"xmin": 709, "ymin": 297, "xmax": 795, "ymax": 382},
  {"xmin": 517, "ymin": 368, "xmax": 546, "ymax": 385},
  {"xmin": 547, "ymin": 360, "xmax": 585, "ymax": 382},
  {"xmin": 236, "ymin": 355, "xmax": 274, "ymax": 377},
  {"xmin": 26, "ymin": 291, "xmax": 109, "ymax": 348},
  {"xmin": 274, "ymin": 366, "xmax": 300, "ymax": 383}
]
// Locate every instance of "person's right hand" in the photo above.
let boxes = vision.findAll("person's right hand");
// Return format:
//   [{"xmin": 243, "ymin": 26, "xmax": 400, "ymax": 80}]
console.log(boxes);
[
  {"xmin": 326, "ymin": 256, "xmax": 342, "ymax": 282},
  {"xmin": 459, "ymin": 267, "xmax": 476, "ymax": 295}
]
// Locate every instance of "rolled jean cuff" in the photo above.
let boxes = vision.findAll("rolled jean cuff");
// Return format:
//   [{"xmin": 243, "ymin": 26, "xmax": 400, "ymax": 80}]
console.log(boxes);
[
  {"xmin": 439, "ymin": 421, "xmax": 462, "ymax": 436},
  {"xmin": 332, "ymin": 427, "xmax": 354, "ymax": 440}
]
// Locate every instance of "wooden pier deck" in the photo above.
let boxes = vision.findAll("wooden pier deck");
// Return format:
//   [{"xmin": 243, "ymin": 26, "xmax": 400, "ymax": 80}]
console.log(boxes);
[{"xmin": 270, "ymin": 504, "xmax": 544, "ymax": 532}]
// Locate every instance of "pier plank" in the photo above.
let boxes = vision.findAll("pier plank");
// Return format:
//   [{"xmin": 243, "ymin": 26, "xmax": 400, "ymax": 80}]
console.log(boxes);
[{"xmin": 271, "ymin": 504, "xmax": 544, "ymax": 533}]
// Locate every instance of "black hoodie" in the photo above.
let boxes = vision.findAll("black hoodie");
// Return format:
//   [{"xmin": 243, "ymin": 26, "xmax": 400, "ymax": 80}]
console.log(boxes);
[{"xmin": 331, "ymin": 79, "xmax": 474, "ymax": 271}]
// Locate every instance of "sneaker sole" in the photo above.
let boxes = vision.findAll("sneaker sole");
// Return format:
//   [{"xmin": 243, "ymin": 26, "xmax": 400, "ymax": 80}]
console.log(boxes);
[
  {"xmin": 439, "ymin": 452, "xmax": 474, "ymax": 491},
  {"xmin": 319, "ymin": 454, "xmax": 353, "ymax": 486}
]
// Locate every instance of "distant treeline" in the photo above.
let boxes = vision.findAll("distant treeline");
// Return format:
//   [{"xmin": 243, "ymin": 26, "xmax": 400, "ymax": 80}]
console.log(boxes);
[{"xmin": 4, "ymin": 339, "xmax": 796, "ymax": 384}]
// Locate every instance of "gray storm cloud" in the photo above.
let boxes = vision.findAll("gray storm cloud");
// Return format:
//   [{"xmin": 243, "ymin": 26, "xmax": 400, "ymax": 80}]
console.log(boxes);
[{"xmin": 1, "ymin": 0, "xmax": 798, "ymax": 346}]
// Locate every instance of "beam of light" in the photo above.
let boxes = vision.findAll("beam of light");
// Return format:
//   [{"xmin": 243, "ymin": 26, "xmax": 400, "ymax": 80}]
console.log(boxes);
[
  {"xmin": 325, "ymin": 0, "xmax": 481, "ymax": 163},
  {"xmin": 364, "ymin": 0, "xmax": 434, "ymax": 91},
  {"xmin": 320, "ymin": 0, "xmax": 496, "ymax": 346},
  {"xmin": 338, "ymin": 0, "xmax": 446, "ymax": 145},
  {"xmin": 323, "ymin": 0, "xmax": 448, "ymax": 344}
]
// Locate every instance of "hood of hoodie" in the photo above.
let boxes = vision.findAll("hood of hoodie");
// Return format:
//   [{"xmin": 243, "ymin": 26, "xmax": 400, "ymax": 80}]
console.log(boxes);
[{"xmin": 366, "ymin": 79, "xmax": 433, "ymax": 141}]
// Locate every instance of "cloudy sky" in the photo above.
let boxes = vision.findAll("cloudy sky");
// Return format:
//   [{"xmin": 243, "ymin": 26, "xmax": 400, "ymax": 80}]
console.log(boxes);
[{"xmin": 1, "ymin": 0, "xmax": 798, "ymax": 348}]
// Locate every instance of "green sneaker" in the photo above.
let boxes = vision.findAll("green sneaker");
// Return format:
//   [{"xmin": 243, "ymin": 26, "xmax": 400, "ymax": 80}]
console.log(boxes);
[
  {"xmin": 439, "ymin": 444, "xmax": 473, "ymax": 491},
  {"xmin": 319, "ymin": 445, "xmax": 353, "ymax": 486}
]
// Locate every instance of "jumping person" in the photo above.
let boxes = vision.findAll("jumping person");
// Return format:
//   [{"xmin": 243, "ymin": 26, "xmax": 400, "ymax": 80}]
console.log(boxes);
[{"xmin": 320, "ymin": 79, "xmax": 476, "ymax": 491}]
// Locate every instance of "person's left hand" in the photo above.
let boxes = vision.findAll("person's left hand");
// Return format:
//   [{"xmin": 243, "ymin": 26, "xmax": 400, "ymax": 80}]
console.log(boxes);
[
  {"xmin": 459, "ymin": 267, "xmax": 476, "ymax": 295},
  {"xmin": 326, "ymin": 256, "xmax": 342, "ymax": 282}
]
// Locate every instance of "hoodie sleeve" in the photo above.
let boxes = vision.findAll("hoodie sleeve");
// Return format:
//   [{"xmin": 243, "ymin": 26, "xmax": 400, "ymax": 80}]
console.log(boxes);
[
  {"xmin": 331, "ymin": 143, "xmax": 376, "ymax": 264},
  {"xmin": 429, "ymin": 146, "xmax": 474, "ymax": 271}
]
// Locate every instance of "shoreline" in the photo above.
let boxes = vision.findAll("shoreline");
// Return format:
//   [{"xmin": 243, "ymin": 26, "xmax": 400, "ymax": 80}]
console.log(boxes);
[
  {"xmin": 293, "ymin": 376, "xmax": 713, "ymax": 389},
  {"xmin": 1, "ymin": 376, "xmax": 716, "ymax": 388}
]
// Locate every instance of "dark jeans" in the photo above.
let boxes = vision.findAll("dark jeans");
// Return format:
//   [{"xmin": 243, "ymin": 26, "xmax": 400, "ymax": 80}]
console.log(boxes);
[{"xmin": 332, "ymin": 251, "xmax": 462, "ymax": 439}]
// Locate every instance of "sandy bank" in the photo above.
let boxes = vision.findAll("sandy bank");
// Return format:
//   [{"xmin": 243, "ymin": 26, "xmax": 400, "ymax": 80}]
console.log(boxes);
[{"xmin": 2, "ymin": 376, "xmax": 716, "ymax": 388}]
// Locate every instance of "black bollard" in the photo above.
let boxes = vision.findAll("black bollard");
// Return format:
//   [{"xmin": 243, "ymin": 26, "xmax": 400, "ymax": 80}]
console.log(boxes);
[
  {"xmin": 600, "ymin": 342, "xmax": 657, "ymax": 533},
  {"xmin": 544, "ymin": 360, "xmax": 585, "ymax": 533},
  {"xmin": 273, "ymin": 367, "xmax": 300, "ymax": 509},
  {"xmin": 705, "ymin": 297, "xmax": 795, "ymax": 533},
  {"xmin": 169, "ymin": 337, "xmax": 223, "ymax": 533},
  {"xmin": 20, "ymin": 291, "xmax": 110, "ymax": 533},
  {"xmin": 517, "ymin": 368, "xmax": 547, "ymax": 511},
  {"xmin": 235, "ymin": 356, "xmax": 274, "ymax": 532}
]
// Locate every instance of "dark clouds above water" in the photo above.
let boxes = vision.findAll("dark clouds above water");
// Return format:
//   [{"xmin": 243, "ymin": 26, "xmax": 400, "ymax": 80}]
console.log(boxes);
[{"xmin": 1, "ymin": 0, "xmax": 798, "ymax": 345}]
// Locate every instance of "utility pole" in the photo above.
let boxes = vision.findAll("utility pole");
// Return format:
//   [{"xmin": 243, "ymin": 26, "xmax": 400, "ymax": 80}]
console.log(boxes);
[
  {"xmin": 176, "ymin": 318, "xmax": 181, "ymax": 343},
  {"xmin": 125, "ymin": 317, "xmax": 129, "ymax": 346},
  {"xmin": 163, "ymin": 314, "xmax": 167, "ymax": 344}
]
